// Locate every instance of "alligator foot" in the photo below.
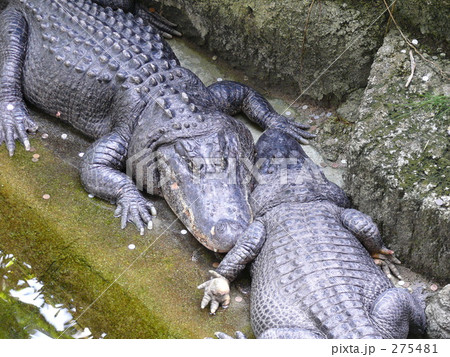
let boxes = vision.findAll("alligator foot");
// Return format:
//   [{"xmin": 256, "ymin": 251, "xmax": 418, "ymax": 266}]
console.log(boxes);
[
  {"xmin": 268, "ymin": 114, "xmax": 316, "ymax": 145},
  {"xmin": 214, "ymin": 331, "xmax": 247, "ymax": 339},
  {"xmin": 114, "ymin": 191, "xmax": 157, "ymax": 235},
  {"xmin": 0, "ymin": 102, "xmax": 38, "ymax": 156},
  {"xmin": 135, "ymin": 4, "xmax": 181, "ymax": 38},
  {"xmin": 197, "ymin": 270, "xmax": 231, "ymax": 314},
  {"xmin": 372, "ymin": 247, "xmax": 402, "ymax": 283}
]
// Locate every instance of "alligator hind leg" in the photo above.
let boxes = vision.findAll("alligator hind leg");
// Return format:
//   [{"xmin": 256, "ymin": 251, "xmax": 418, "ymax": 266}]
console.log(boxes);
[
  {"xmin": 340, "ymin": 208, "xmax": 402, "ymax": 280},
  {"xmin": 370, "ymin": 288, "xmax": 426, "ymax": 338},
  {"xmin": 208, "ymin": 81, "xmax": 315, "ymax": 144},
  {"xmin": 0, "ymin": 8, "xmax": 37, "ymax": 156}
]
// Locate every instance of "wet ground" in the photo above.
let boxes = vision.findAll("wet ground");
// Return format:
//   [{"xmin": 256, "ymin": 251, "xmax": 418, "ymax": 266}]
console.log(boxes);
[{"xmin": 0, "ymin": 36, "xmax": 441, "ymax": 339}]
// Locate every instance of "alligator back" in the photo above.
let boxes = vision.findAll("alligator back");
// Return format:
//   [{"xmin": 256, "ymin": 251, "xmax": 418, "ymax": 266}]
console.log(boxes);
[
  {"xmin": 14, "ymin": 0, "xmax": 178, "ymax": 138},
  {"xmin": 250, "ymin": 200, "xmax": 393, "ymax": 339}
]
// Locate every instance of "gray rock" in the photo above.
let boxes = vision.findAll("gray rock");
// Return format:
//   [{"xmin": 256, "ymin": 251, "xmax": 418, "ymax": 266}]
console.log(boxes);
[
  {"xmin": 393, "ymin": 0, "xmax": 449, "ymax": 46},
  {"xmin": 145, "ymin": 0, "xmax": 387, "ymax": 102},
  {"xmin": 336, "ymin": 89, "xmax": 365, "ymax": 123},
  {"xmin": 345, "ymin": 30, "xmax": 450, "ymax": 283},
  {"xmin": 426, "ymin": 285, "xmax": 450, "ymax": 338}
]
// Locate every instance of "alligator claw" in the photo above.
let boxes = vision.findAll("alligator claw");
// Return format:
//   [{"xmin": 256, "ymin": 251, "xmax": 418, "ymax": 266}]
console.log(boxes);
[
  {"xmin": 214, "ymin": 331, "xmax": 247, "ymax": 339},
  {"xmin": 372, "ymin": 247, "xmax": 403, "ymax": 283},
  {"xmin": 136, "ymin": 5, "xmax": 182, "ymax": 38},
  {"xmin": 198, "ymin": 270, "xmax": 231, "ymax": 314},
  {"xmin": 114, "ymin": 192, "xmax": 156, "ymax": 234},
  {"xmin": 0, "ymin": 102, "xmax": 37, "ymax": 156},
  {"xmin": 270, "ymin": 115, "xmax": 316, "ymax": 145}
]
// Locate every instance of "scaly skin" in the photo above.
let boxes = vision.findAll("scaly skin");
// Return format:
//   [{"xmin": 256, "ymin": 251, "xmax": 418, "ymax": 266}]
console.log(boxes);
[
  {"xmin": 0, "ymin": 0, "xmax": 314, "ymax": 252},
  {"xmin": 200, "ymin": 129, "xmax": 426, "ymax": 338}
]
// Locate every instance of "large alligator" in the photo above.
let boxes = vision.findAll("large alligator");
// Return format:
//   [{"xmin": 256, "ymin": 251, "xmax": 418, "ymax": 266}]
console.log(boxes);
[
  {"xmin": 199, "ymin": 129, "xmax": 426, "ymax": 338},
  {"xmin": 0, "ymin": 0, "xmax": 313, "ymax": 252}
]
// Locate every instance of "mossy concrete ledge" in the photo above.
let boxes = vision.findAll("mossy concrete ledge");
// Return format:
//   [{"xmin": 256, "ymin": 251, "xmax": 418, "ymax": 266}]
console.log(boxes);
[
  {"xmin": 0, "ymin": 111, "xmax": 251, "ymax": 338},
  {"xmin": 345, "ymin": 30, "xmax": 450, "ymax": 284},
  {"xmin": 146, "ymin": 0, "xmax": 387, "ymax": 102}
]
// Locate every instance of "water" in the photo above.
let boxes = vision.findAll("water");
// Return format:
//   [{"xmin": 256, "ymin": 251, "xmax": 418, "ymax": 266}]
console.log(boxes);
[{"xmin": 0, "ymin": 250, "xmax": 96, "ymax": 339}]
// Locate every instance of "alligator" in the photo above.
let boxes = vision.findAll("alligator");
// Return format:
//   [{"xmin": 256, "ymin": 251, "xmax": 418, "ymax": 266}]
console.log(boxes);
[
  {"xmin": 0, "ymin": 0, "xmax": 314, "ymax": 252},
  {"xmin": 199, "ymin": 129, "xmax": 426, "ymax": 338}
]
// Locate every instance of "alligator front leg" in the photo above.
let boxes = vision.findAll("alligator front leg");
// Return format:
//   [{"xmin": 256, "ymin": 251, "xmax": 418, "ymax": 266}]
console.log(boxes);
[
  {"xmin": 340, "ymin": 208, "xmax": 402, "ymax": 281},
  {"xmin": 0, "ymin": 8, "xmax": 38, "ymax": 156},
  {"xmin": 208, "ymin": 81, "xmax": 315, "ymax": 144},
  {"xmin": 81, "ymin": 130, "xmax": 156, "ymax": 235},
  {"xmin": 198, "ymin": 220, "xmax": 266, "ymax": 314}
]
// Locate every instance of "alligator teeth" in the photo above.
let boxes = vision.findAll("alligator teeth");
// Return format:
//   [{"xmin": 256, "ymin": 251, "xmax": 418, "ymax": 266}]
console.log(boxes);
[
  {"xmin": 150, "ymin": 77, "xmax": 157, "ymax": 86},
  {"xmin": 158, "ymin": 90, "xmax": 165, "ymax": 97},
  {"xmin": 189, "ymin": 104, "xmax": 197, "ymax": 113},
  {"xmin": 168, "ymin": 73, "xmax": 174, "ymax": 80},
  {"xmin": 162, "ymin": 61, "xmax": 170, "ymax": 70},
  {"xmin": 156, "ymin": 74, "xmax": 165, "ymax": 83},
  {"xmin": 170, "ymin": 87, "xmax": 178, "ymax": 94},
  {"xmin": 197, "ymin": 115, "xmax": 205, "ymax": 122}
]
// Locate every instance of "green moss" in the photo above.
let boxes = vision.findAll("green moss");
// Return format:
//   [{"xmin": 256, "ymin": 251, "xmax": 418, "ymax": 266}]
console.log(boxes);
[{"xmin": 0, "ymin": 139, "xmax": 251, "ymax": 338}]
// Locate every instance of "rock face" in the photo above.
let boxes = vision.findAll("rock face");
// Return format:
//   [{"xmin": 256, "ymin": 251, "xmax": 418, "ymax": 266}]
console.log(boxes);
[
  {"xmin": 393, "ymin": 0, "xmax": 449, "ymax": 47},
  {"xmin": 345, "ymin": 30, "xmax": 450, "ymax": 283},
  {"xmin": 426, "ymin": 285, "xmax": 450, "ymax": 338},
  {"xmin": 145, "ymin": 0, "xmax": 388, "ymax": 102}
]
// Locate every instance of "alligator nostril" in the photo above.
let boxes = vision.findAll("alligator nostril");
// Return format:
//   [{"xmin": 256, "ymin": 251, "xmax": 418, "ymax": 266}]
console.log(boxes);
[{"xmin": 215, "ymin": 221, "xmax": 228, "ymax": 235}]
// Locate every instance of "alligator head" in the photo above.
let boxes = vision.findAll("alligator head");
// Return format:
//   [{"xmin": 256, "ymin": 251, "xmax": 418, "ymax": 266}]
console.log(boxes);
[{"xmin": 128, "ymin": 109, "xmax": 254, "ymax": 253}]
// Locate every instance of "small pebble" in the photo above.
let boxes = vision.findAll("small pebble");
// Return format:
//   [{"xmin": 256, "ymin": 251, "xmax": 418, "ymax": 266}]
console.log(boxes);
[
  {"xmin": 78, "ymin": 152, "xmax": 85, "ymax": 158},
  {"xmin": 217, "ymin": 78, "xmax": 223, "ymax": 82},
  {"xmin": 313, "ymin": 115, "xmax": 320, "ymax": 120},
  {"xmin": 411, "ymin": 39, "xmax": 418, "ymax": 45},
  {"xmin": 341, "ymin": 159, "xmax": 347, "ymax": 165},
  {"xmin": 212, "ymin": 55, "xmax": 217, "ymax": 61},
  {"xmin": 33, "ymin": 154, "xmax": 40, "ymax": 159},
  {"xmin": 285, "ymin": 111, "xmax": 292, "ymax": 116},
  {"xmin": 326, "ymin": 112, "xmax": 332, "ymax": 117},
  {"xmin": 235, "ymin": 296, "xmax": 243, "ymax": 303},
  {"xmin": 331, "ymin": 163, "xmax": 340, "ymax": 169},
  {"xmin": 56, "ymin": 111, "xmax": 61, "ymax": 118},
  {"xmin": 41, "ymin": 133, "xmax": 49, "ymax": 139},
  {"xmin": 400, "ymin": 49, "xmax": 406, "ymax": 54},
  {"xmin": 32, "ymin": 158, "xmax": 39, "ymax": 163},
  {"xmin": 212, "ymin": 262, "xmax": 220, "ymax": 268},
  {"xmin": 180, "ymin": 229, "xmax": 188, "ymax": 235},
  {"xmin": 6, "ymin": 104, "xmax": 14, "ymax": 111},
  {"xmin": 42, "ymin": 194, "xmax": 51, "ymax": 200},
  {"xmin": 302, "ymin": 105, "xmax": 308, "ymax": 110},
  {"xmin": 128, "ymin": 244, "xmax": 136, "ymax": 250},
  {"xmin": 430, "ymin": 284, "xmax": 438, "ymax": 291},
  {"xmin": 61, "ymin": 133, "xmax": 68, "ymax": 140},
  {"xmin": 29, "ymin": 147, "xmax": 36, "ymax": 152},
  {"xmin": 422, "ymin": 75, "xmax": 429, "ymax": 82},
  {"xmin": 435, "ymin": 198, "xmax": 444, "ymax": 206},
  {"xmin": 88, "ymin": 194, "xmax": 95, "ymax": 199},
  {"xmin": 320, "ymin": 162, "xmax": 328, "ymax": 168},
  {"xmin": 243, "ymin": 75, "xmax": 249, "ymax": 81},
  {"xmin": 398, "ymin": 280, "xmax": 405, "ymax": 286}
]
